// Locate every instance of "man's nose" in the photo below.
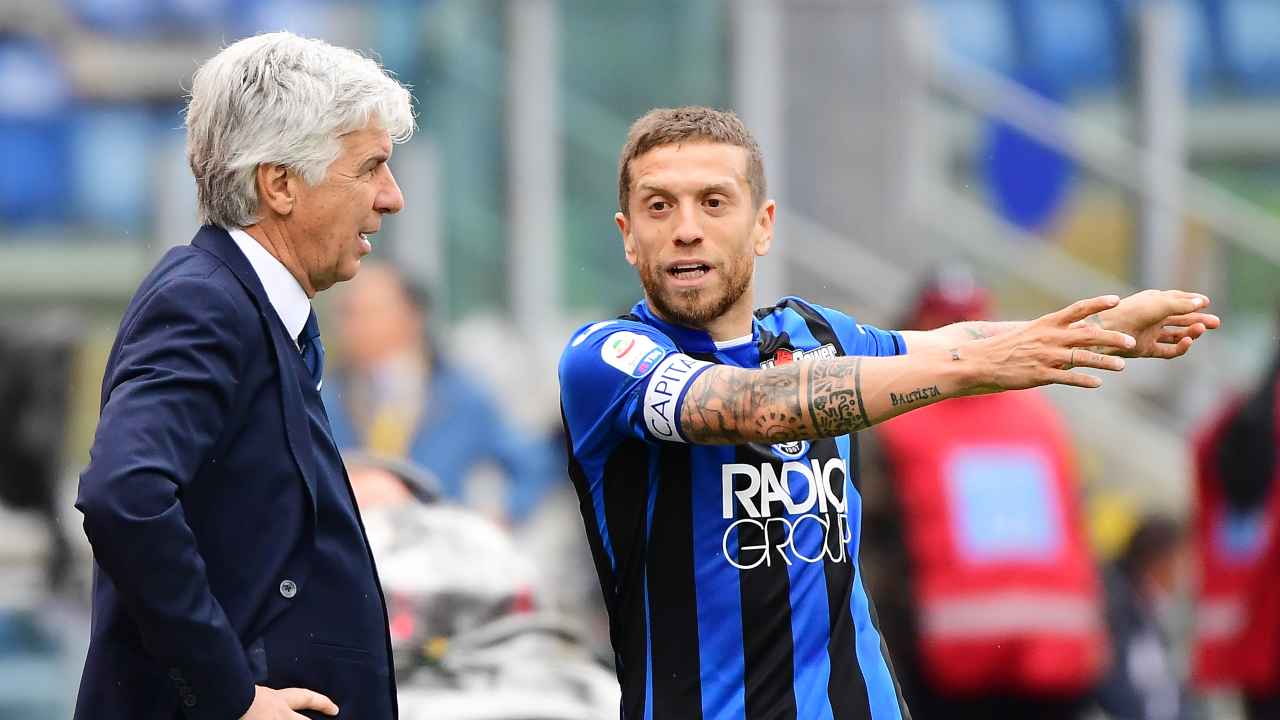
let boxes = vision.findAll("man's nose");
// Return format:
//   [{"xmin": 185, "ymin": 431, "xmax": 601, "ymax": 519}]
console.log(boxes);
[
  {"xmin": 376, "ymin": 165, "xmax": 405, "ymax": 214},
  {"xmin": 673, "ymin": 204, "xmax": 702, "ymax": 246}
]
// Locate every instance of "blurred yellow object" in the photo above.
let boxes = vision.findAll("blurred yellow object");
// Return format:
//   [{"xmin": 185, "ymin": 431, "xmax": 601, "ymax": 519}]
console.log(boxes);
[
  {"xmin": 1052, "ymin": 190, "xmax": 1133, "ymax": 280},
  {"xmin": 1087, "ymin": 489, "xmax": 1139, "ymax": 561},
  {"xmin": 426, "ymin": 636, "xmax": 450, "ymax": 663},
  {"xmin": 366, "ymin": 406, "xmax": 416, "ymax": 458}
]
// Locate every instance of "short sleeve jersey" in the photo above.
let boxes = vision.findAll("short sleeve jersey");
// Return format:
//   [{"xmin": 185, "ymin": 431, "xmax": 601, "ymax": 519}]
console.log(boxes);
[{"xmin": 558, "ymin": 297, "xmax": 911, "ymax": 720}]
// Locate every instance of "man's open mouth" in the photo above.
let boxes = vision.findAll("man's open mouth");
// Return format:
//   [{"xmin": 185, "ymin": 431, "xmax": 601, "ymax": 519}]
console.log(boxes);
[{"xmin": 669, "ymin": 263, "xmax": 711, "ymax": 280}]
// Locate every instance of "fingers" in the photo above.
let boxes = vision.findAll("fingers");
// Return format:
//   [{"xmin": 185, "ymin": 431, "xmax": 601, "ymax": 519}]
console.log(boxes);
[
  {"xmin": 1044, "ymin": 368, "xmax": 1104, "ymax": 389},
  {"xmin": 1158, "ymin": 325, "xmax": 1206, "ymax": 345},
  {"xmin": 1163, "ymin": 311, "xmax": 1221, "ymax": 330},
  {"xmin": 1067, "ymin": 326, "xmax": 1136, "ymax": 352},
  {"xmin": 1064, "ymin": 348, "xmax": 1126, "ymax": 372},
  {"xmin": 279, "ymin": 688, "xmax": 339, "ymax": 716},
  {"xmin": 1158, "ymin": 291, "xmax": 1211, "ymax": 315},
  {"xmin": 1149, "ymin": 337, "xmax": 1195, "ymax": 360},
  {"xmin": 1048, "ymin": 295, "xmax": 1121, "ymax": 326}
]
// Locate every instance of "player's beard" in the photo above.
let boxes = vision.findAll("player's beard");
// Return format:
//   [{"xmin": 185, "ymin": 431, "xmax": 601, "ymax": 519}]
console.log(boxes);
[{"xmin": 638, "ymin": 253, "xmax": 753, "ymax": 330}]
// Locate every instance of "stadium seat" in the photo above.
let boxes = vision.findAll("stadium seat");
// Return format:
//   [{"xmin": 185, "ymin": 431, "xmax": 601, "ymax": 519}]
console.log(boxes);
[
  {"xmin": 1016, "ymin": 0, "xmax": 1124, "ymax": 94},
  {"xmin": 156, "ymin": 0, "xmax": 234, "ymax": 36},
  {"xmin": 69, "ymin": 105, "xmax": 157, "ymax": 233},
  {"xmin": 1116, "ymin": 0, "xmax": 1217, "ymax": 94},
  {"xmin": 64, "ymin": 0, "xmax": 159, "ymax": 38},
  {"xmin": 0, "ymin": 38, "xmax": 72, "ymax": 227},
  {"xmin": 926, "ymin": 0, "xmax": 1019, "ymax": 75},
  {"xmin": 1217, "ymin": 0, "xmax": 1280, "ymax": 93},
  {"xmin": 229, "ymin": 0, "xmax": 341, "ymax": 40},
  {"xmin": 1178, "ymin": 0, "xmax": 1217, "ymax": 92}
]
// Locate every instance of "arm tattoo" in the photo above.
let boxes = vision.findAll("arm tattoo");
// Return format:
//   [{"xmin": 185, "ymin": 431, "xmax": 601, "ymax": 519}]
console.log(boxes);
[
  {"xmin": 807, "ymin": 357, "xmax": 870, "ymax": 436},
  {"xmin": 679, "ymin": 357, "xmax": 886, "ymax": 444},
  {"xmin": 679, "ymin": 364, "xmax": 805, "ymax": 444},
  {"xmin": 749, "ymin": 366, "xmax": 805, "ymax": 441},
  {"xmin": 889, "ymin": 385, "xmax": 941, "ymax": 407},
  {"xmin": 964, "ymin": 325, "xmax": 990, "ymax": 340},
  {"xmin": 1083, "ymin": 312, "xmax": 1109, "ymax": 354},
  {"xmin": 679, "ymin": 365, "xmax": 751, "ymax": 444}
]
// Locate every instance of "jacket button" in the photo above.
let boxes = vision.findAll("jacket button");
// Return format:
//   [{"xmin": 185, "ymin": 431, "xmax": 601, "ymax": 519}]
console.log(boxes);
[{"xmin": 279, "ymin": 579, "xmax": 298, "ymax": 598}]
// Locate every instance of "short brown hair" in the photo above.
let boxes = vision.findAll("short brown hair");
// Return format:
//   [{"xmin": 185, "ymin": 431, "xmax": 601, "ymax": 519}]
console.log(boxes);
[{"xmin": 617, "ymin": 106, "xmax": 766, "ymax": 215}]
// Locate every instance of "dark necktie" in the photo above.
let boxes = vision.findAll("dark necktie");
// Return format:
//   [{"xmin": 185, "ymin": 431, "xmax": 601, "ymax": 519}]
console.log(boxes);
[{"xmin": 298, "ymin": 309, "xmax": 325, "ymax": 390}]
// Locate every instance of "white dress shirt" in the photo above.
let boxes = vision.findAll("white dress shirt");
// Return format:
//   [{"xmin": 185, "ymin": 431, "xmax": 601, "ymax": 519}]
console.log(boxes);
[{"xmin": 228, "ymin": 227, "xmax": 312, "ymax": 349}]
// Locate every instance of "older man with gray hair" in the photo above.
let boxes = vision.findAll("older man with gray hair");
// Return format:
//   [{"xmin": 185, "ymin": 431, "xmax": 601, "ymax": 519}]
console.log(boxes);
[{"xmin": 75, "ymin": 32, "xmax": 413, "ymax": 719}]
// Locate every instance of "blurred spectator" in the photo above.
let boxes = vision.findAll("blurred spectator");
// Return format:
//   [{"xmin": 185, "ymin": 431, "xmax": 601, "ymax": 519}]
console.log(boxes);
[
  {"xmin": 345, "ymin": 450, "xmax": 440, "ymax": 511},
  {"xmin": 0, "ymin": 35, "xmax": 72, "ymax": 226},
  {"xmin": 0, "ymin": 314, "xmax": 80, "ymax": 596},
  {"xmin": 0, "ymin": 314, "xmax": 81, "ymax": 720},
  {"xmin": 324, "ymin": 262, "xmax": 557, "ymax": 524},
  {"xmin": 343, "ymin": 452, "xmax": 618, "ymax": 717},
  {"xmin": 862, "ymin": 265, "xmax": 1107, "ymax": 720},
  {"xmin": 1096, "ymin": 514, "xmax": 1192, "ymax": 720},
  {"xmin": 1191, "ymin": 335, "xmax": 1280, "ymax": 719}
]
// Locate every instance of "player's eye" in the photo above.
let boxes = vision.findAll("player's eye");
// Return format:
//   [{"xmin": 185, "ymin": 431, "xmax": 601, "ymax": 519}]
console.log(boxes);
[
  {"xmin": 649, "ymin": 200, "xmax": 670, "ymax": 212},
  {"xmin": 705, "ymin": 197, "xmax": 724, "ymax": 209}
]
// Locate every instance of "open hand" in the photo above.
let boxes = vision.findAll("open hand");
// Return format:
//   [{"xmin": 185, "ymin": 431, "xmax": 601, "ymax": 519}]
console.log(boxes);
[
  {"xmin": 239, "ymin": 685, "xmax": 338, "ymax": 720},
  {"xmin": 967, "ymin": 295, "xmax": 1136, "ymax": 394},
  {"xmin": 1081, "ymin": 289, "xmax": 1220, "ymax": 359}
]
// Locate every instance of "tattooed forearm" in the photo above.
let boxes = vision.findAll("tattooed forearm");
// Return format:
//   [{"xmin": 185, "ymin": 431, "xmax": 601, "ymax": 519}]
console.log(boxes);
[
  {"xmin": 678, "ymin": 365, "xmax": 754, "ymax": 444},
  {"xmin": 807, "ymin": 357, "xmax": 870, "ymax": 436},
  {"xmin": 678, "ymin": 353, "xmax": 951, "ymax": 445},
  {"xmin": 679, "ymin": 364, "xmax": 809, "ymax": 444},
  {"xmin": 750, "ymin": 366, "xmax": 805, "ymax": 441},
  {"xmin": 889, "ymin": 386, "xmax": 941, "ymax": 407}
]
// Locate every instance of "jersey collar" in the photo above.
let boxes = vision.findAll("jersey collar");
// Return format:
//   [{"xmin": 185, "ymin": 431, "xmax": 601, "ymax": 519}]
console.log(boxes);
[{"xmin": 630, "ymin": 300, "xmax": 761, "ymax": 356}]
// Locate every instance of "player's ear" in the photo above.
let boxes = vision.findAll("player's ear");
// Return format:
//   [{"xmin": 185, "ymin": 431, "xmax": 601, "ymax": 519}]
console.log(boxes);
[
  {"xmin": 617, "ymin": 211, "xmax": 639, "ymax": 267},
  {"xmin": 256, "ymin": 163, "xmax": 295, "ymax": 217},
  {"xmin": 753, "ymin": 200, "xmax": 776, "ymax": 257}
]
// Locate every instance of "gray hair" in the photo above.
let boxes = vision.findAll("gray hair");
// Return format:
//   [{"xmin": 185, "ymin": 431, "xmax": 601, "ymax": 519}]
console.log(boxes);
[{"xmin": 185, "ymin": 32, "xmax": 415, "ymax": 228}]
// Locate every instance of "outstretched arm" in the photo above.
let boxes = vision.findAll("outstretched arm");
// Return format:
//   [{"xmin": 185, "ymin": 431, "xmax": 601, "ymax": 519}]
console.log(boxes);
[
  {"xmin": 898, "ymin": 320, "xmax": 1027, "ymax": 352},
  {"xmin": 679, "ymin": 295, "xmax": 1136, "ymax": 445},
  {"xmin": 901, "ymin": 289, "xmax": 1220, "ymax": 360}
]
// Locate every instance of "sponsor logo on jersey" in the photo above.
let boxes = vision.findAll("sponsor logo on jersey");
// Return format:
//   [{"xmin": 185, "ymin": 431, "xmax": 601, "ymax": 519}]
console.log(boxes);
[
  {"xmin": 759, "ymin": 343, "xmax": 836, "ymax": 369},
  {"xmin": 720, "ymin": 457, "xmax": 852, "ymax": 569},
  {"xmin": 768, "ymin": 440, "xmax": 810, "ymax": 460},
  {"xmin": 600, "ymin": 331, "xmax": 665, "ymax": 378}
]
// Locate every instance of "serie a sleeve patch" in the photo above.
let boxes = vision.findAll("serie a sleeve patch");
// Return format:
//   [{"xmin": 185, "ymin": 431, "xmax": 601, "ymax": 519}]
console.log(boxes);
[{"xmin": 599, "ymin": 331, "xmax": 666, "ymax": 378}]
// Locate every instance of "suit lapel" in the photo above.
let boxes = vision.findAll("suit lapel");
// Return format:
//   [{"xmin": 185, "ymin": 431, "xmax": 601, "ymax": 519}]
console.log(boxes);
[{"xmin": 191, "ymin": 226, "xmax": 319, "ymax": 514}]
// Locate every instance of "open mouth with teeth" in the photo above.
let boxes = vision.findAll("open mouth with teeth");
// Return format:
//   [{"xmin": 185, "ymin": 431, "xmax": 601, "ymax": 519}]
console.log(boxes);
[{"xmin": 669, "ymin": 263, "xmax": 711, "ymax": 280}]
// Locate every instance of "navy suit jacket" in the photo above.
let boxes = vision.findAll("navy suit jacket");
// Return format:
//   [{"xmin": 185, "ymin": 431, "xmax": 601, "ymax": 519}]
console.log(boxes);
[{"xmin": 75, "ymin": 226, "xmax": 397, "ymax": 720}]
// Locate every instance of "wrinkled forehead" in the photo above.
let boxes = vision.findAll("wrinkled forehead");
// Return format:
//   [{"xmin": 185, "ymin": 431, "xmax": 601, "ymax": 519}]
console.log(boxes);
[
  {"xmin": 338, "ymin": 124, "xmax": 394, "ymax": 158},
  {"xmin": 630, "ymin": 141, "xmax": 750, "ymax": 195}
]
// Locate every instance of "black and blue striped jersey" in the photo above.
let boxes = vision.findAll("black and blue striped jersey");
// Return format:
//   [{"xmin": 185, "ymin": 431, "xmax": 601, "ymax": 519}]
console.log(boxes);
[{"xmin": 558, "ymin": 297, "xmax": 911, "ymax": 720}]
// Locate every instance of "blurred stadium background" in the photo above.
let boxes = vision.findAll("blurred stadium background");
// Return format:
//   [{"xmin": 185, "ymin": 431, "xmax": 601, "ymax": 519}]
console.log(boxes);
[{"xmin": 0, "ymin": 0, "xmax": 1277, "ymax": 717}]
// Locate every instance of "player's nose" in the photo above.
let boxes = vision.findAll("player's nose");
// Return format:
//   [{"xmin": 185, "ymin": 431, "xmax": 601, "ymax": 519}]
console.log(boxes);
[{"xmin": 672, "ymin": 204, "xmax": 703, "ymax": 246}]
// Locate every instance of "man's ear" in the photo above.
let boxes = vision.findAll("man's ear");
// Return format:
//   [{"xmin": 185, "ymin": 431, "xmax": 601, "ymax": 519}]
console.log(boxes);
[
  {"xmin": 256, "ymin": 163, "xmax": 295, "ymax": 217},
  {"xmin": 616, "ymin": 211, "xmax": 638, "ymax": 268},
  {"xmin": 753, "ymin": 200, "xmax": 776, "ymax": 257}
]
